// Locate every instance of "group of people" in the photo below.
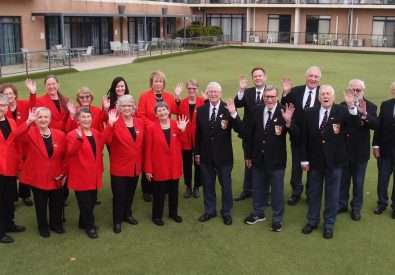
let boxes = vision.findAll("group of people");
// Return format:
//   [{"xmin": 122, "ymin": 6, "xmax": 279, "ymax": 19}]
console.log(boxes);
[{"xmin": 0, "ymin": 67, "xmax": 394, "ymax": 244}]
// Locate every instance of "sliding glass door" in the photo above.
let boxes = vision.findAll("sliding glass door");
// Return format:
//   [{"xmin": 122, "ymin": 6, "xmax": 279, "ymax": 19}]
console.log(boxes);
[{"xmin": 0, "ymin": 17, "xmax": 22, "ymax": 65}]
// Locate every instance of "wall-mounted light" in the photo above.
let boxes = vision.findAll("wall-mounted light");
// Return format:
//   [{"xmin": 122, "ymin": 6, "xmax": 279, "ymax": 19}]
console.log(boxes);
[{"xmin": 31, "ymin": 16, "xmax": 36, "ymax": 22}]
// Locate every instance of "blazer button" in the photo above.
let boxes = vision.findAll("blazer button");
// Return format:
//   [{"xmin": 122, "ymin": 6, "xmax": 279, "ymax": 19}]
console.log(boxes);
[
  {"xmin": 322, "ymin": 140, "xmax": 326, "ymax": 144},
  {"xmin": 262, "ymin": 140, "xmax": 266, "ymax": 144},
  {"xmin": 261, "ymin": 150, "xmax": 264, "ymax": 153}
]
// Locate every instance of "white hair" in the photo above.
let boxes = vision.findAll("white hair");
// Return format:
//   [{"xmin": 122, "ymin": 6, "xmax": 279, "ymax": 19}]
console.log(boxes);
[
  {"xmin": 348, "ymin": 79, "xmax": 366, "ymax": 90},
  {"xmin": 116, "ymin": 94, "xmax": 135, "ymax": 110},
  {"xmin": 391, "ymin": 81, "xmax": 395, "ymax": 89},
  {"xmin": 205, "ymin": 81, "xmax": 222, "ymax": 93},
  {"xmin": 319, "ymin": 84, "xmax": 335, "ymax": 96},
  {"xmin": 305, "ymin": 65, "xmax": 322, "ymax": 78},
  {"xmin": 35, "ymin": 107, "xmax": 51, "ymax": 117}
]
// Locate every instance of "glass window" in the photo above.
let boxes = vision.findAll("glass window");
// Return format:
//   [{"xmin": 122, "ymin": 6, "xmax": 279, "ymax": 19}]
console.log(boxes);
[{"xmin": 0, "ymin": 16, "xmax": 22, "ymax": 65}]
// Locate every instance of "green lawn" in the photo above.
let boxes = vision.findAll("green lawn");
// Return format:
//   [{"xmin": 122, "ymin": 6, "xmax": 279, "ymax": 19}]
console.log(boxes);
[{"xmin": 3, "ymin": 47, "xmax": 395, "ymax": 275}]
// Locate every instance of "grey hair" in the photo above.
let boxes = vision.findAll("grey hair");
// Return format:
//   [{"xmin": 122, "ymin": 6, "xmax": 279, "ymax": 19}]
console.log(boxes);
[
  {"xmin": 35, "ymin": 107, "xmax": 52, "ymax": 117},
  {"xmin": 0, "ymin": 93, "xmax": 9, "ymax": 105},
  {"xmin": 348, "ymin": 79, "xmax": 366, "ymax": 90},
  {"xmin": 391, "ymin": 81, "xmax": 395, "ymax": 89},
  {"xmin": 264, "ymin": 85, "xmax": 278, "ymax": 95},
  {"xmin": 319, "ymin": 84, "xmax": 335, "ymax": 96},
  {"xmin": 305, "ymin": 65, "xmax": 322, "ymax": 78},
  {"xmin": 205, "ymin": 81, "xmax": 222, "ymax": 93},
  {"xmin": 116, "ymin": 94, "xmax": 135, "ymax": 111}
]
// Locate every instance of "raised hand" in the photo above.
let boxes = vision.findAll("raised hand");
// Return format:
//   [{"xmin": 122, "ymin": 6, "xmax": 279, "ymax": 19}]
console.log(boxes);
[
  {"xmin": 67, "ymin": 101, "xmax": 77, "ymax": 118},
  {"xmin": 239, "ymin": 75, "xmax": 248, "ymax": 92},
  {"xmin": 281, "ymin": 78, "xmax": 293, "ymax": 95},
  {"xmin": 27, "ymin": 108, "xmax": 38, "ymax": 124},
  {"xmin": 177, "ymin": 115, "xmax": 189, "ymax": 132},
  {"xmin": 108, "ymin": 109, "xmax": 119, "ymax": 127},
  {"xmin": 358, "ymin": 98, "xmax": 367, "ymax": 116},
  {"xmin": 174, "ymin": 82, "xmax": 183, "ymax": 100},
  {"xmin": 225, "ymin": 99, "xmax": 237, "ymax": 116},
  {"xmin": 344, "ymin": 88, "xmax": 355, "ymax": 108},
  {"xmin": 281, "ymin": 103, "xmax": 295, "ymax": 125},
  {"xmin": 25, "ymin": 79, "xmax": 37, "ymax": 94},
  {"xmin": 102, "ymin": 96, "xmax": 110, "ymax": 111}
]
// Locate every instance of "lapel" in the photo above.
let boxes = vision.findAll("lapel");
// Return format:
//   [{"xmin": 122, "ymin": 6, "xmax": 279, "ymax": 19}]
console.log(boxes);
[
  {"xmin": 29, "ymin": 125, "xmax": 51, "ymax": 158},
  {"xmin": 156, "ymin": 121, "xmax": 171, "ymax": 150},
  {"xmin": 313, "ymin": 86, "xmax": 321, "ymax": 108},
  {"xmin": 0, "ymin": 117, "xmax": 15, "ymax": 142},
  {"xmin": 82, "ymin": 132, "xmax": 96, "ymax": 160},
  {"xmin": 116, "ymin": 116, "xmax": 137, "ymax": 146}
]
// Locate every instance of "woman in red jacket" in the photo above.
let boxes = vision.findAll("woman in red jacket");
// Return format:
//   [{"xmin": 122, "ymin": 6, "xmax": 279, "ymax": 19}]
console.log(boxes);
[
  {"xmin": 1, "ymin": 81, "xmax": 36, "ymax": 206},
  {"xmin": 106, "ymin": 95, "xmax": 144, "ymax": 233},
  {"xmin": 137, "ymin": 70, "xmax": 177, "ymax": 202},
  {"xmin": 16, "ymin": 107, "xmax": 67, "ymax": 238},
  {"xmin": 65, "ymin": 87, "xmax": 105, "ymax": 132},
  {"xmin": 145, "ymin": 101, "xmax": 188, "ymax": 226},
  {"xmin": 0, "ymin": 94, "xmax": 26, "ymax": 244},
  {"xmin": 35, "ymin": 75, "xmax": 69, "ymax": 131},
  {"xmin": 174, "ymin": 80, "xmax": 205, "ymax": 198},
  {"xmin": 66, "ymin": 107, "xmax": 104, "ymax": 239}
]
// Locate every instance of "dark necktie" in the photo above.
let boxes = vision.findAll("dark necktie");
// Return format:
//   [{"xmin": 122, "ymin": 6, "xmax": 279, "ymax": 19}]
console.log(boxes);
[
  {"xmin": 304, "ymin": 91, "xmax": 312, "ymax": 110},
  {"xmin": 210, "ymin": 107, "xmax": 216, "ymax": 129},
  {"xmin": 320, "ymin": 110, "xmax": 328, "ymax": 131},
  {"xmin": 265, "ymin": 110, "xmax": 272, "ymax": 130},
  {"xmin": 256, "ymin": 91, "xmax": 261, "ymax": 104}
]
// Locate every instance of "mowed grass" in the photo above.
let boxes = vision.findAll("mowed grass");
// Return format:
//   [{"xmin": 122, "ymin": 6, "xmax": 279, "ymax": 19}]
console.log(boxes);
[{"xmin": 3, "ymin": 47, "xmax": 395, "ymax": 275}]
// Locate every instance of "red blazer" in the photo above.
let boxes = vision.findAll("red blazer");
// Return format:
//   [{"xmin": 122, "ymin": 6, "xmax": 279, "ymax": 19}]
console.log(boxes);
[
  {"xmin": 66, "ymin": 129, "xmax": 104, "ymax": 191},
  {"xmin": 105, "ymin": 117, "xmax": 145, "ymax": 177},
  {"xmin": 6, "ymin": 94, "xmax": 36, "ymax": 125},
  {"xmin": 144, "ymin": 120, "xmax": 184, "ymax": 181},
  {"xmin": 36, "ymin": 94, "xmax": 69, "ymax": 131},
  {"xmin": 0, "ymin": 118, "xmax": 20, "ymax": 176},
  {"xmin": 137, "ymin": 89, "xmax": 176, "ymax": 125},
  {"xmin": 174, "ymin": 96, "xmax": 205, "ymax": 150},
  {"xmin": 16, "ymin": 123, "xmax": 66, "ymax": 190},
  {"xmin": 65, "ymin": 105, "xmax": 105, "ymax": 133}
]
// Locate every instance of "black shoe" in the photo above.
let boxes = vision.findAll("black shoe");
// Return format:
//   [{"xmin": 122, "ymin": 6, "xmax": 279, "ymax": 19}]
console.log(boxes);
[
  {"xmin": 222, "ymin": 215, "xmax": 232, "ymax": 225},
  {"xmin": 302, "ymin": 224, "xmax": 317, "ymax": 234},
  {"xmin": 0, "ymin": 234, "xmax": 14, "ymax": 244},
  {"xmin": 234, "ymin": 192, "xmax": 251, "ymax": 201},
  {"xmin": 39, "ymin": 228, "xmax": 50, "ymax": 238},
  {"xmin": 143, "ymin": 193, "xmax": 152, "ymax": 202},
  {"xmin": 374, "ymin": 206, "xmax": 386, "ymax": 215},
  {"xmin": 113, "ymin": 223, "xmax": 122, "ymax": 234},
  {"xmin": 337, "ymin": 206, "xmax": 348, "ymax": 214},
  {"xmin": 169, "ymin": 215, "xmax": 183, "ymax": 223},
  {"xmin": 244, "ymin": 213, "xmax": 266, "ymax": 225},
  {"xmin": 50, "ymin": 226, "xmax": 65, "ymax": 234},
  {"xmin": 152, "ymin": 218, "xmax": 164, "ymax": 226},
  {"xmin": 198, "ymin": 213, "xmax": 217, "ymax": 222},
  {"xmin": 124, "ymin": 216, "xmax": 138, "ymax": 225},
  {"xmin": 323, "ymin": 228, "xmax": 334, "ymax": 239},
  {"xmin": 287, "ymin": 195, "xmax": 301, "ymax": 206},
  {"xmin": 271, "ymin": 223, "xmax": 282, "ymax": 232},
  {"xmin": 351, "ymin": 210, "xmax": 361, "ymax": 221},
  {"xmin": 94, "ymin": 200, "xmax": 101, "ymax": 206},
  {"xmin": 22, "ymin": 198, "xmax": 33, "ymax": 206},
  {"xmin": 86, "ymin": 228, "xmax": 98, "ymax": 239},
  {"xmin": 183, "ymin": 187, "xmax": 192, "ymax": 198},
  {"xmin": 6, "ymin": 224, "xmax": 26, "ymax": 233},
  {"xmin": 192, "ymin": 187, "xmax": 200, "ymax": 198}
]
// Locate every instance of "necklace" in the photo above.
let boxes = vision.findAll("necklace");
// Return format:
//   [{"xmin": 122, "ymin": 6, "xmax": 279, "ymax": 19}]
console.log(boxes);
[{"xmin": 41, "ymin": 131, "xmax": 51, "ymax": 138}]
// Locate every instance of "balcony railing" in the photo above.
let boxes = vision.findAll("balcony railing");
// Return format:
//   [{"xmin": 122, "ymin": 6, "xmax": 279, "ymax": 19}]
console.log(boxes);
[
  {"xmin": 245, "ymin": 31, "xmax": 395, "ymax": 48},
  {"xmin": 185, "ymin": 0, "xmax": 395, "ymax": 4}
]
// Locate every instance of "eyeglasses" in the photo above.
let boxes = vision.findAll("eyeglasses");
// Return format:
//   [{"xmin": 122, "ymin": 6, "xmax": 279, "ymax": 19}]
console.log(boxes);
[
  {"xmin": 352, "ymin": 89, "xmax": 362, "ymax": 92},
  {"xmin": 264, "ymin": 95, "xmax": 277, "ymax": 99},
  {"xmin": 120, "ymin": 104, "xmax": 134, "ymax": 108},
  {"xmin": 187, "ymin": 87, "xmax": 197, "ymax": 90},
  {"xmin": 79, "ymin": 95, "xmax": 91, "ymax": 100}
]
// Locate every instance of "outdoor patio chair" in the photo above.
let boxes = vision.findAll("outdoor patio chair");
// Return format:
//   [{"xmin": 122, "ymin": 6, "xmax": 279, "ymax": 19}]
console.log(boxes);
[
  {"xmin": 81, "ymin": 46, "xmax": 93, "ymax": 61},
  {"xmin": 110, "ymin": 41, "xmax": 122, "ymax": 55}
]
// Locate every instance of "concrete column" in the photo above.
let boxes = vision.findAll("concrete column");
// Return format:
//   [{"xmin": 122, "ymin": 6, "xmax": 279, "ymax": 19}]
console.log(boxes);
[
  {"xmin": 60, "ymin": 14, "xmax": 65, "ymax": 46},
  {"xmin": 294, "ymin": 8, "xmax": 300, "ymax": 45},
  {"xmin": 246, "ymin": 8, "xmax": 250, "ymax": 42}
]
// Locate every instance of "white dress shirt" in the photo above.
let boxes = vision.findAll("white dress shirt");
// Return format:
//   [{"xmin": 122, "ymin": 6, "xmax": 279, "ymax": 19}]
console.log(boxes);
[
  {"xmin": 209, "ymin": 101, "xmax": 221, "ymax": 120},
  {"xmin": 302, "ymin": 86, "xmax": 318, "ymax": 109},
  {"xmin": 237, "ymin": 87, "xmax": 264, "ymax": 101},
  {"xmin": 264, "ymin": 104, "xmax": 277, "ymax": 128}
]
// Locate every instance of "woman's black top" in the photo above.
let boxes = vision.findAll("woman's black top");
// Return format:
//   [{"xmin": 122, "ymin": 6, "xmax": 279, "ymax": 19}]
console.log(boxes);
[
  {"xmin": 0, "ymin": 119, "xmax": 11, "ymax": 140},
  {"xmin": 127, "ymin": 126, "xmax": 136, "ymax": 141},
  {"xmin": 189, "ymin": 103, "xmax": 196, "ymax": 119},
  {"xmin": 42, "ymin": 135, "xmax": 54, "ymax": 158},
  {"xmin": 86, "ymin": 135, "xmax": 96, "ymax": 158},
  {"xmin": 52, "ymin": 99, "xmax": 61, "ymax": 112},
  {"xmin": 163, "ymin": 128, "xmax": 171, "ymax": 146}
]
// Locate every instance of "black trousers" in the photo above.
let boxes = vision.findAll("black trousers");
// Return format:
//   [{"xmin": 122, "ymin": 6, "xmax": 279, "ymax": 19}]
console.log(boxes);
[
  {"xmin": 141, "ymin": 174, "xmax": 152, "ymax": 195},
  {"xmin": 18, "ymin": 182, "xmax": 31, "ymax": 199},
  {"xmin": 152, "ymin": 180, "xmax": 179, "ymax": 219},
  {"xmin": 111, "ymin": 175, "xmax": 138, "ymax": 225},
  {"xmin": 75, "ymin": 190, "xmax": 97, "ymax": 230},
  {"xmin": 32, "ymin": 187, "xmax": 63, "ymax": 231},
  {"xmin": 0, "ymin": 175, "xmax": 17, "ymax": 238},
  {"xmin": 182, "ymin": 150, "xmax": 201, "ymax": 189}
]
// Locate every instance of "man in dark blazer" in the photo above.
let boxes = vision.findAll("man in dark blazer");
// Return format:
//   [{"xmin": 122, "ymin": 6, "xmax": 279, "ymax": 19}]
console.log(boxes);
[
  {"xmin": 372, "ymin": 81, "xmax": 395, "ymax": 219},
  {"xmin": 244, "ymin": 86, "xmax": 297, "ymax": 232},
  {"xmin": 338, "ymin": 79, "xmax": 378, "ymax": 221},
  {"xmin": 301, "ymin": 85, "xmax": 359, "ymax": 239},
  {"xmin": 195, "ymin": 81, "xmax": 241, "ymax": 225},
  {"xmin": 281, "ymin": 66, "xmax": 321, "ymax": 205},
  {"xmin": 233, "ymin": 67, "xmax": 267, "ymax": 201}
]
